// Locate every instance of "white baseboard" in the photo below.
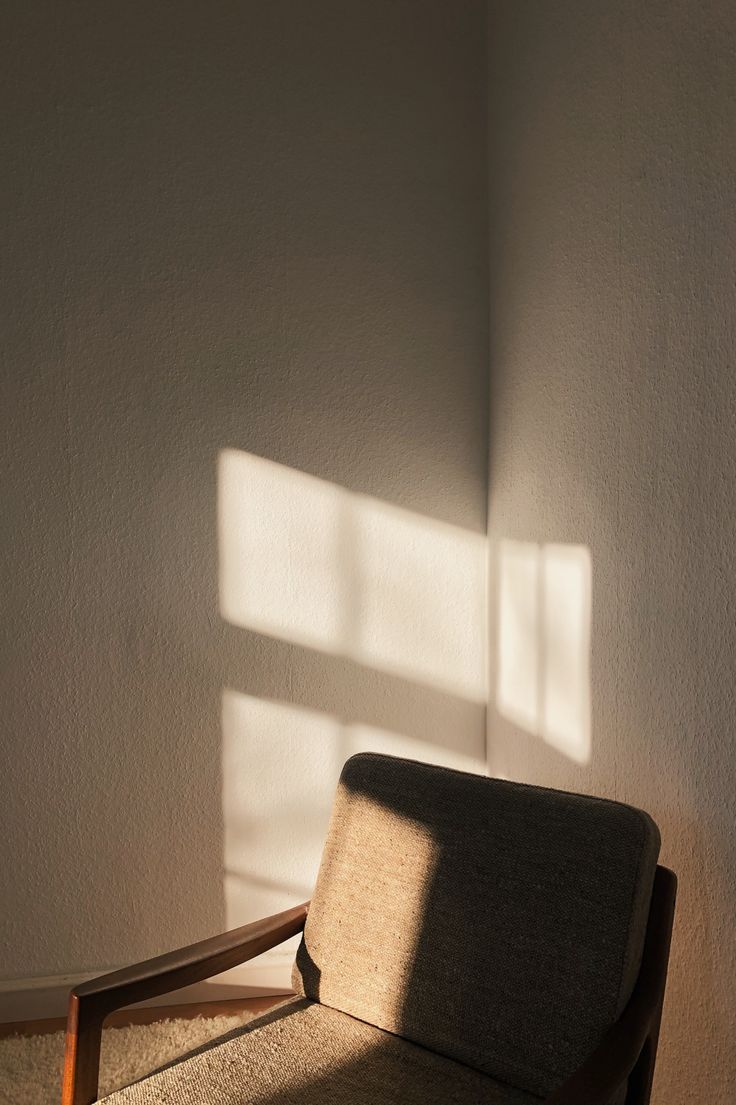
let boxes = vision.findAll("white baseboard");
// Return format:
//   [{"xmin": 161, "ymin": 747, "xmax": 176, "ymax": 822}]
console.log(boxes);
[{"xmin": 0, "ymin": 952, "xmax": 295, "ymax": 1024}]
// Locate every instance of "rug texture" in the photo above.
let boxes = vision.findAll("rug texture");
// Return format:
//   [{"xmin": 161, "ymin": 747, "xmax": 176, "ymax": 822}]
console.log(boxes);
[{"xmin": 0, "ymin": 1012, "xmax": 255, "ymax": 1105}]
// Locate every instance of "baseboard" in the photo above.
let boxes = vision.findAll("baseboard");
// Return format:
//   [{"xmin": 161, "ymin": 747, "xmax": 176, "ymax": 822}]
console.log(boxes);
[{"xmin": 0, "ymin": 951, "xmax": 295, "ymax": 1024}]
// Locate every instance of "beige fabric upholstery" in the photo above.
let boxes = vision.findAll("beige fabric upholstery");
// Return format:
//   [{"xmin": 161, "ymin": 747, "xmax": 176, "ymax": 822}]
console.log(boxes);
[
  {"xmin": 293, "ymin": 753, "xmax": 660, "ymax": 1098},
  {"xmin": 104, "ymin": 753, "xmax": 657, "ymax": 1104},
  {"xmin": 101, "ymin": 998, "xmax": 539, "ymax": 1105}
]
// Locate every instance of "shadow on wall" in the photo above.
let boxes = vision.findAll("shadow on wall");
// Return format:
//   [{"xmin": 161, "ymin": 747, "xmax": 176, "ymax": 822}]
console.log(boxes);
[{"xmin": 216, "ymin": 449, "xmax": 488, "ymax": 929}]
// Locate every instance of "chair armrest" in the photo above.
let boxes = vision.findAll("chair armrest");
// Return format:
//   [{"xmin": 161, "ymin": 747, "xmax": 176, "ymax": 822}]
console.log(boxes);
[
  {"xmin": 545, "ymin": 867, "xmax": 676, "ymax": 1105},
  {"xmin": 62, "ymin": 901, "xmax": 309, "ymax": 1105}
]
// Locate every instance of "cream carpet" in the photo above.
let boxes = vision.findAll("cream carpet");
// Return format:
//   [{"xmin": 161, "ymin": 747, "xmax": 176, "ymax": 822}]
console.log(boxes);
[{"xmin": 0, "ymin": 1011, "xmax": 255, "ymax": 1105}]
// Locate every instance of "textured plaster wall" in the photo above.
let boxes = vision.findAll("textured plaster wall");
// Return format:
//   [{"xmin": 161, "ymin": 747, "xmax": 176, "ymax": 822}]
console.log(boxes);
[
  {"xmin": 487, "ymin": 2, "xmax": 735, "ymax": 1103},
  {"xmin": 1, "ymin": 1, "xmax": 488, "ymax": 982}
]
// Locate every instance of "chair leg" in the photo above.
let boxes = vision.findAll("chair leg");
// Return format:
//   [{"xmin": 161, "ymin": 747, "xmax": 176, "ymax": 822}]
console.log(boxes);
[{"xmin": 61, "ymin": 992, "xmax": 104, "ymax": 1105}]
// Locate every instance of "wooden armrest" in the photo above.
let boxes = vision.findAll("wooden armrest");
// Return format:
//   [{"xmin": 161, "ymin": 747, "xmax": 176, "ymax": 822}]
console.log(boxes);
[
  {"xmin": 62, "ymin": 901, "xmax": 309, "ymax": 1105},
  {"xmin": 545, "ymin": 867, "xmax": 676, "ymax": 1105}
]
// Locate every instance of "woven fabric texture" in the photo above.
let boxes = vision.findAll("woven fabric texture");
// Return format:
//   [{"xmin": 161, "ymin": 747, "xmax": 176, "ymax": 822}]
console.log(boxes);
[
  {"xmin": 101, "ymin": 998, "xmax": 539, "ymax": 1105},
  {"xmin": 293, "ymin": 753, "xmax": 660, "ymax": 1098}
]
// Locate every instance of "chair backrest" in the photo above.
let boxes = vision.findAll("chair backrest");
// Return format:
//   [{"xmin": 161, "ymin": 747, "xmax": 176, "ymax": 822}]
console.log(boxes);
[{"xmin": 293, "ymin": 753, "xmax": 661, "ymax": 1098}]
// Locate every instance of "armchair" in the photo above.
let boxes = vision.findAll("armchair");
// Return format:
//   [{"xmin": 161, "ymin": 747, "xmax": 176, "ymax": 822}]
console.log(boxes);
[{"xmin": 63, "ymin": 753, "xmax": 676, "ymax": 1105}]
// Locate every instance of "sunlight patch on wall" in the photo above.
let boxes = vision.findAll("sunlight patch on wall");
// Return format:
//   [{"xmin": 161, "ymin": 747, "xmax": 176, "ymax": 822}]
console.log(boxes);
[
  {"xmin": 496, "ymin": 541, "xmax": 540, "ymax": 732},
  {"xmin": 495, "ymin": 541, "xmax": 592, "ymax": 764},
  {"xmin": 218, "ymin": 450, "xmax": 486, "ymax": 701},
  {"xmin": 351, "ymin": 497, "xmax": 485, "ymax": 701},
  {"xmin": 219, "ymin": 451, "xmax": 344, "ymax": 654},
  {"xmin": 221, "ymin": 691, "xmax": 341, "ymax": 929},
  {"xmin": 344, "ymin": 723, "xmax": 483, "ymax": 775}
]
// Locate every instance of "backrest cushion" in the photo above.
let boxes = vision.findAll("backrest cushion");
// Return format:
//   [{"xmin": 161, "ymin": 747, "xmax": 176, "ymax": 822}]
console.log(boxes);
[{"xmin": 293, "ymin": 753, "xmax": 660, "ymax": 1097}]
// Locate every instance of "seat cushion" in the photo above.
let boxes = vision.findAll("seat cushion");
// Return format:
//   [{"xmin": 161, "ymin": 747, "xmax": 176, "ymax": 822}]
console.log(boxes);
[
  {"xmin": 100, "ymin": 998, "xmax": 540, "ymax": 1105},
  {"xmin": 293, "ymin": 753, "xmax": 660, "ymax": 1098}
]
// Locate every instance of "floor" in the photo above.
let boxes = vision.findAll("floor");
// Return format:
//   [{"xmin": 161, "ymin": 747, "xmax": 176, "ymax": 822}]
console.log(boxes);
[{"xmin": 0, "ymin": 995, "xmax": 285, "ymax": 1039}]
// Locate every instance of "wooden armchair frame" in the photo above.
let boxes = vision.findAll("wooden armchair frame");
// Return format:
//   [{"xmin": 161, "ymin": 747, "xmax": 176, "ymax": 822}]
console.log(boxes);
[
  {"xmin": 62, "ymin": 867, "xmax": 675, "ymax": 1105},
  {"xmin": 61, "ymin": 903, "xmax": 309, "ymax": 1105}
]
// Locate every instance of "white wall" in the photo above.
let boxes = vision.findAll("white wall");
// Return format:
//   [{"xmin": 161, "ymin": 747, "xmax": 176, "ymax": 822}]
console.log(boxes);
[
  {"xmin": 5, "ymin": 3, "xmax": 731, "ymax": 1094},
  {"xmin": 487, "ymin": 2, "xmax": 735, "ymax": 1102},
  {"xmin": 1, "ymin": 0, "xmax": 488, "ymax": 998}
]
